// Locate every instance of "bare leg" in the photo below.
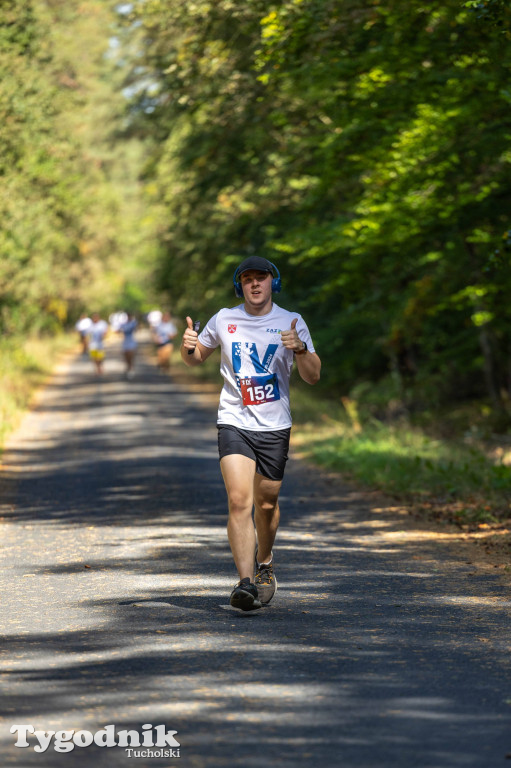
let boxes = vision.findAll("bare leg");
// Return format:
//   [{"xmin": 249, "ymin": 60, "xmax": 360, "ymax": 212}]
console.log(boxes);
[
  {"xmin": 93, "ymin": 357, "xmax": 103, "ymax": 375},
  {"xmin": 79, "ymin": 334, "xmax": 88, "ymax": 355},
  {"xmin": 124, "ymin": 349, "xmax": 135, "ymax": 375},
  {"xmin": 220, "ymin": 454, "xmax": 257, "ymax": 581},
  {"xmin": 158, "ymin": 343, "xmax": 173, "ymax": 369},
  {"xmin": 254, "ymin": 473, "xmax": 282, "ymax": 564}
]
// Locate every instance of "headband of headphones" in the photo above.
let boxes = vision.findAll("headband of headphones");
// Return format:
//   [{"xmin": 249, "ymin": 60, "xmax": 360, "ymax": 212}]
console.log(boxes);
[{"xmin": 233, "ymin": 259, "xmax": 281, "ymax": 298}]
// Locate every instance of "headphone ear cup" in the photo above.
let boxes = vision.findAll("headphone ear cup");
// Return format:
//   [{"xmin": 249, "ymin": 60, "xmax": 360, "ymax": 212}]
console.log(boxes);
[
  {"xmin": 272, "ymin": 277, "xmax": 281, "ymax": 293},
  {"xmin": 233, "ymin": 268, "xmax": 243, "ymax": 298}
]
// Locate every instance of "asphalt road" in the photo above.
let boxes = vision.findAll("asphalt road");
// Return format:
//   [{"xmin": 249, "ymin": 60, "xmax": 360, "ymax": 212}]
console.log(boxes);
[{"xmin": 0, "ymin": 336, "xmax": 510, "ymax": 768}]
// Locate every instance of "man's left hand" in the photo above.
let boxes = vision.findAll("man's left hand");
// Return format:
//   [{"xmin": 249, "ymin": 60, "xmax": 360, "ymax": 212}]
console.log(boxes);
[{"xmin": 281, "ymin": 318, "xmax": 303, "ymax": 353}]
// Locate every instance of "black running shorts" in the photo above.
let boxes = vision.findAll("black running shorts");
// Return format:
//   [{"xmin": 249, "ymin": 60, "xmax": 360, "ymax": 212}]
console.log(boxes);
[{"xmin": 217, "ymin": 424, "xmax": 291, "ymax": 482}]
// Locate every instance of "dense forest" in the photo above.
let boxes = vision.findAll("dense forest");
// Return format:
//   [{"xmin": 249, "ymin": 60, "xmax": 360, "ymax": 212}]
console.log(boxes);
[
  {"xmin": 0, "ymin": 0, "xmax": 157, "ymax": 336},
  {"xmin": 2, "ymin": 0, "xmax": 511, "ymax": 421}
]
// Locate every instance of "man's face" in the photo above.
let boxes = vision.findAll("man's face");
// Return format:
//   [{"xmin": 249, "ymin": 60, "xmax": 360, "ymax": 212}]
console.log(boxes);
[{"xmin": 240, "ymin": 270, "xmax": 272, "ymax": 307}]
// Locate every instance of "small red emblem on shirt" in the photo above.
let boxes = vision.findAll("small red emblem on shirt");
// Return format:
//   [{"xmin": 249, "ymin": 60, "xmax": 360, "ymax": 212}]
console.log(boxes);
[{"xmin": 228, "ymin": 324, "xmax": 237, "ymax": 333}]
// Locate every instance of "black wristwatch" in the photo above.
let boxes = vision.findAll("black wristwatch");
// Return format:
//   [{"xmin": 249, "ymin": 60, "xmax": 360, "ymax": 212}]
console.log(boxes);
[{"xmin": 294, "ymin": 341, "xmax": 307, "ymax": 356}]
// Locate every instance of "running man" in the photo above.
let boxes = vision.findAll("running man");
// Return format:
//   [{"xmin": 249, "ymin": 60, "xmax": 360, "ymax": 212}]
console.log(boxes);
[
  {"xmin": 119, "ymin": 312, "xmax": 138, "ymax": 379},
  {"xmin": 87, "ymin": 312, "xmax": 109, "ymax": 375},
  {"xmin": 75, "ymin": 314, "xmax": 92, "ymax": 355},
  {"xmin": 153, "ymin": 311, "xmax": 178, "ymax": 370},
  {"xmin": 181, "ymin": 256, "xmax": 321, "ymax": 611}
]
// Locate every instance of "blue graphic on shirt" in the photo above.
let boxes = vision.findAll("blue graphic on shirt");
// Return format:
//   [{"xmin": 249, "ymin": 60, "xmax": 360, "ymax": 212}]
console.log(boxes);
[
  {"xmin": 232, "ymin": 341, "xmax": 280, "ymax": 406},
  {"xmin": 232, "ymin": 341, "xmax": 278, "ymax": 374}
]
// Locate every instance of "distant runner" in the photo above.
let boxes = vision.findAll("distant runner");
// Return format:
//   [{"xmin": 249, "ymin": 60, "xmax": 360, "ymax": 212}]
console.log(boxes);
[
  {"xmin": 75, "ymin": 314, "xmax": 92, "ymax": 356},
  {"xmin": 181, "ymin": 256, "xmax": 321, "ymax": 611},
  {"xmin": 87, "ymin": 312, "xmax": 109, "ymax": 376},
  {"xmin": 119, "ymin": 312, "xmax": 138, "ymax": 379},
  {"xmin": 153, "ymin": 311, "xmax": 178, "ymax": 370}
]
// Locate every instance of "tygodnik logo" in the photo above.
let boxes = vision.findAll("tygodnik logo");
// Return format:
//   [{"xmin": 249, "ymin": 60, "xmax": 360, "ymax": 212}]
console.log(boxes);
[{"xmin": 10, "ymin": 723, "xmax": 180, "ymax": 758}]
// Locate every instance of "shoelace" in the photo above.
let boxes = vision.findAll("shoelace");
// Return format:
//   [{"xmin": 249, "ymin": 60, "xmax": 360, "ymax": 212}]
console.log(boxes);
[{"xmin": 256, "ymin": 563, "xmax": 273, "ymax": 584}]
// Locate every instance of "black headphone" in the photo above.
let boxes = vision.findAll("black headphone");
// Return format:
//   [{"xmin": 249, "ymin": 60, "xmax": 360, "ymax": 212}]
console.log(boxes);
[{"xmin": 233, "ymin": 262, "xmax": 282, "ymax": 298}]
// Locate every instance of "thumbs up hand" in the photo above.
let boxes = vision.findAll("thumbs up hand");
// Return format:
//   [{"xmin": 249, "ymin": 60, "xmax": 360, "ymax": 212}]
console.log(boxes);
[
  {"xmin": 281, "ymin": 318, "xmax": 304, "ymax": 353},
  {"xmin": 182, "ymin": 316, "xmax": 199, "ymax": 352}
]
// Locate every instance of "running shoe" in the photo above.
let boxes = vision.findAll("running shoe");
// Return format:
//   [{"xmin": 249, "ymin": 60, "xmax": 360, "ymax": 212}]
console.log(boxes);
[
  {"xmin": 255, "ymin": 554, "xmax": 277, "ymax": 604},
  {"xmin": 230, "ymin": 578, "xmax": 262, "ymax": 611}
]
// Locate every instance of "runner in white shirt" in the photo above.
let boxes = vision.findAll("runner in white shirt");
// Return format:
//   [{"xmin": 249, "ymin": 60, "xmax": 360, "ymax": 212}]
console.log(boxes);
[
  {"xmin": 181, "ymin": 256, "xmax": 321, "ymax": 611},
  {"xmin": 87, "ymin": 313, "xmax": 109, "ymax": 376},
  {"xmin": 119, "ymin": 313, "xmax": 138, "ymax": 379},
  {"xmin": 153, "ymin": 311, "xmax": 178, "ymax": 370},
  {"xmin": 75, "ymin": 314, "xmax": 92, "ymax": 355}
]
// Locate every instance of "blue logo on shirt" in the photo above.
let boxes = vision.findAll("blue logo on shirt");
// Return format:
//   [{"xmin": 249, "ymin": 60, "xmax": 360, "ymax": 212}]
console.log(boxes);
[{"xmin": 232, "ymin": 342, "xmax": 278, "ymax": 374}]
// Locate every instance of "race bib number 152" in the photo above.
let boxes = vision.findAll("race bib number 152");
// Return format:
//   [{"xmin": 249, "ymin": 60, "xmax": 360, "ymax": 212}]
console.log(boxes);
[{"xmin": 239, "ymin": 374, "xmax": 280, "ymax": 406}]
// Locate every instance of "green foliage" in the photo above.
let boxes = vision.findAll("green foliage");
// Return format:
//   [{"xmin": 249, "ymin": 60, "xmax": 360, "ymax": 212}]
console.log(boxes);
[
  {"xmin": 117, "ymin": 0, "xmax": 511, "ymax": 419},
  {"xmin": 4, "ymin": 0, "xmax": 511, "ymax": 426},
  {"xmin": 0, "ymin": 0, "xmax": 161, "ymax": 336},
  {"xmin": 464, "ymin": 1, "xmax": 511, "ymax": 38}
]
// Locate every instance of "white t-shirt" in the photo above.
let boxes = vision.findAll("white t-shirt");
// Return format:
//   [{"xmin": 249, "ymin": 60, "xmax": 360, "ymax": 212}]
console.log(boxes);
[
  {"xmin": 75, "ymin": 317, "xmax": 92, "ymax": 334},
  {"xmin": 155, "ymin": 321, "xmax": 177, "ymax": 345},
  {"xmin": 199, "ymin": 303, "xmax": 315, "ymax": 431},
  {"xmin": 120, "ymin": 319, "xmax": 137, "ymax": 350},
  {"xmin": 87, "ymin": 320, "xmax": 109, "ymax": 350}
]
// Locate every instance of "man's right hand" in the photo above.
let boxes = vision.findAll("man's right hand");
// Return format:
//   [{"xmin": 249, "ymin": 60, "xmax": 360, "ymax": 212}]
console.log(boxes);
[{"xmin": 182, "ymin": 316, "xmax": 199, "ymax": 353}]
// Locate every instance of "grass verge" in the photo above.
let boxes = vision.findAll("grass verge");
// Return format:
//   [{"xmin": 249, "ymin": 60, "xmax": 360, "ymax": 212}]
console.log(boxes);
[
  {"xmin": 290, "ymin": 381, "xmax": 511, "ymax": 530},
  {"xmin": 0, "ymin": 333, "xmax": 76, "ymax": 452}
]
